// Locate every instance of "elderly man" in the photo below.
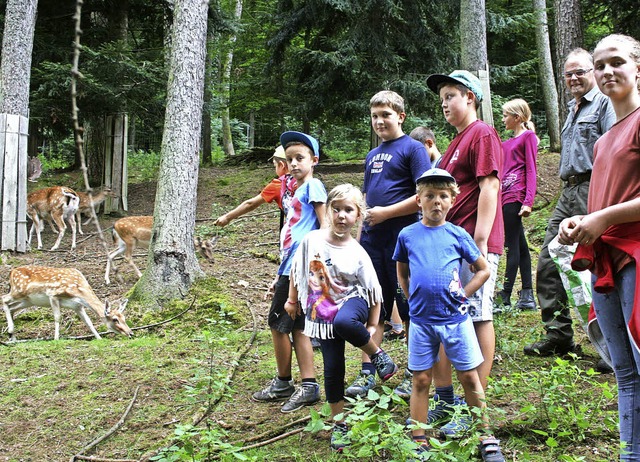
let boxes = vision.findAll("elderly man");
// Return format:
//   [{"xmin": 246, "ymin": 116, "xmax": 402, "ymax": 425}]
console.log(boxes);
[{"xmin": 524, "ymin": 48, "xmax": 616, "ymax": 357}]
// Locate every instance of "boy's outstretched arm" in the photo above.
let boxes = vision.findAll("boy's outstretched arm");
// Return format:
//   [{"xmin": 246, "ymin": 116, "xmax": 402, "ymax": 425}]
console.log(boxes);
[
  {"xmin": 464, "ymin": 255, "xmax": 490, "ymax": 298},
  {"xmin": 215, "ymin": 194, "xmax": 266, "ymax": 227},
  {"xmin": 474, "ymin": 174, "xmax": 500, "ymax": 255}
]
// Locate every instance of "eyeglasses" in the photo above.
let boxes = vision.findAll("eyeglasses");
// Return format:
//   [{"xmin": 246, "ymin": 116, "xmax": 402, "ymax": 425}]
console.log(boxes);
[{"xmin": 564, "ymin": 68, "xmax": 592, "ymax": 79}]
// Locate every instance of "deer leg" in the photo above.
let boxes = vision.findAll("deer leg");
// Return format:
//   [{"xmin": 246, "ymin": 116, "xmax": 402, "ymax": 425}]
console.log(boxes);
[
  {"xmin": 2, "ymin": 296, "xmax": 16, "ymax": 341},
  {"xmin": 67, "ymin": 215, "xmax": 77, "ymax": 249},
  {"xmin": 50, "ymin": 213, "xmax": 67, "ymax": 251},
  {"xmin": 49, "ymin": 296, "xmax": 62, "ymax": 340},
  {"xmin": 28, "ymin": 216, "xmax": 43, "ymax": 249},
  {"xmin": 105, "ymin": 241, "xmax": 126, "ymax": 284},
  {"xmin": 76, "ymin": 211, "xmax": 84, "ymax": 235},
  {"xmin": 75, "ymin": 306, "xmax": 102, "ymax": 340},
  {"xmin": 125, "ymin": 245, "xmax": 143, "ymax": 278}
]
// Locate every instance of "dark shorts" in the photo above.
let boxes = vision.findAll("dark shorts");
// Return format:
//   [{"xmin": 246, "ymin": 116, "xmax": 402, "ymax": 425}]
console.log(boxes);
[{"xmin": 268, "ymin": 275, "xmax": 305, "ymax": 334}]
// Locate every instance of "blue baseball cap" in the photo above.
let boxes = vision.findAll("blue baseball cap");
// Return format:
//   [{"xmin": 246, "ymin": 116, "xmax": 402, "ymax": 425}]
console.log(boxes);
[
  {"xmin": 426, "ymin": 70, "xmax": 484, "ymax": 102},
  {"xmin": 416, "ymin": 168, "xmax": 457, "ymax": 185},
  {"xmin": 280, "ymin": 131, "xmax": 320, "ymax": 159}
]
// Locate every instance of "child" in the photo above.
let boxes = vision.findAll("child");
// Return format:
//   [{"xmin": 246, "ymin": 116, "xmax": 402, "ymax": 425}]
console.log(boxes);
[
  {"xmin": 424, "ymin": 70, "xmax": 503, "ymax": 435},
  {"xmin": 346, "ymin": 90, "xmax": 431, "ymax": 399},
  {"xmin": 214, "ymin": 146, "xmax": 295, "ymax": 227},
  {"xmin": 497, "ymin": 99, "xmax": 538, "ymax": 310},
  {"xmin": 394, "ymin": 168, "xmax": 504, "ymax": 462},
  {"xmin": 252, "ymin": 131, "xmax": 327, "ymax": 413},
  {"xmin": 559, "ymin": 33, "xmax": 640, "ymax": 460},
  {"xmin": 409, "ymin": 126, "xmax": 443, "ymax": 166},
  {"xmin": 288, "ymin": 184, "xmax": 398, "ymax": 452}
]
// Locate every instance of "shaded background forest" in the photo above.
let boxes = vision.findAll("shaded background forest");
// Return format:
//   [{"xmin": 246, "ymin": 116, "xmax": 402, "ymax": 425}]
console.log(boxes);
[{"xmin": 1, "ymin": 0, "xmax": 639, "ymax": 174}]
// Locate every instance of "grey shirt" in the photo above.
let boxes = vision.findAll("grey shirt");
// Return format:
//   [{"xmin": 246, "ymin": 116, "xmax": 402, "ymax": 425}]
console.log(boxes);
[{"xmin": 559, "ymin": 86, "xmax": 616, "ymax": 180}]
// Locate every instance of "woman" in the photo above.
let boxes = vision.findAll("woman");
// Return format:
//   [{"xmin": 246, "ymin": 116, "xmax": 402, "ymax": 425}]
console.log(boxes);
[
  {"xmin": 496, "ymin": 98, "xmax": 538, "ymax": 310},
  {"xmin": 559, "ymin": 34, "xmax": 640, "ymax": 461}
]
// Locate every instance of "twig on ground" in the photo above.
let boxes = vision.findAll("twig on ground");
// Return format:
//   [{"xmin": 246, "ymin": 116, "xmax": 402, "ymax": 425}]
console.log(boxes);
[
  {"xmin": 70, "ymin": 385, "xmax": 140, "ymax": 462},
  {"xmin": 238, "ymin": 415, "xmax": 311, "ymax": 444},
  {"xmin": 73, "ymin": 457, "xmax": 138, "ymax": 462}
]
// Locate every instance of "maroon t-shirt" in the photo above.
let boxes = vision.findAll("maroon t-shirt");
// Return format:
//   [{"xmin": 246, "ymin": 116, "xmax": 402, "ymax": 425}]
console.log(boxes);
[{"xmin": 439, "ymin": 120, "xmax": 504, "ymax": 255}]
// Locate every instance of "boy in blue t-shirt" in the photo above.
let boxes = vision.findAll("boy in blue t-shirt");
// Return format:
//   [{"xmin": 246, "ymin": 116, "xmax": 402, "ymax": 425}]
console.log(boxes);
[
  {"xmin": 252, "ymin": 131, "xmax": 327, "ymax": 413},
  {"xmin": 394, "ymin": 168, "xmax": 505, "ymax": 461},
  {"xmin": 346, "ymin": 90, "xmax": 431, "ymax": 398}
]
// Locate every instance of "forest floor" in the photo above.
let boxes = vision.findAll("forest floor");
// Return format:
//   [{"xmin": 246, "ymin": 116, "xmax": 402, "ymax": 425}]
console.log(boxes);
[{"xmin": 0, "ymin": 152, "xmax": 621, "ymax": 462}]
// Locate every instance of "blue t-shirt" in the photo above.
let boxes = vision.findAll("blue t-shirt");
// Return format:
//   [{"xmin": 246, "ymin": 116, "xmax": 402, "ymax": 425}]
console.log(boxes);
[
  {"xmin": 363, "ymin": 134, "xmax": 430, "ymax": 232},
  {"xmin": 393, "ymin": 221, "xmax": 480, "ymax": 325},
  {"xmin": 279, "ymin": 177, "xmax": 327, "ymax": 276}
]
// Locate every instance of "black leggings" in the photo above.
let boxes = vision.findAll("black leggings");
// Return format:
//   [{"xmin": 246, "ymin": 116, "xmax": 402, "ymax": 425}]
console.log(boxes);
[
  {"xmin": 318, "ymin": 297, "xmax": 371, "ymax": 404},
  {"xmin": 502, "ymin": 201, "xmax": 533, "ymax": 294}
]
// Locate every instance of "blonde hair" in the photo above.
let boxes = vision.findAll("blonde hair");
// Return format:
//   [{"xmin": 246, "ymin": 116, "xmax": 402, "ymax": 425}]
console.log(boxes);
[
  {"xmin": 502, "ymin": 98, "xmax": 536, "ymax": 132},
  {"xmin": 416, "ymin": 180, "xmax": 460, "ymax": 197},
  {"xmin": 327, "ymin": 184, "xmax": 367, "ymax": 222},
  {"xmin": 369, "ymin": 90, "xmax": 405, "ymax": 114},
  {"xmin": 594, "ymin": 34, "xmax": 640, "ymax": 90}
]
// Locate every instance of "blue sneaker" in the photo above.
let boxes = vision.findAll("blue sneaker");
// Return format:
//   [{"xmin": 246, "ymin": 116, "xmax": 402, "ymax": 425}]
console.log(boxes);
[
  {"xmin": 439, "ymin": 414, "xmax": 472, "ymax": 439},
  {"xmin": 345, "ymin": 370, "xmax": 376, "ymax": 398},
  {"xmin": 330, "ymin": 423, "xmax": 349, "ymax": 452},
  {"xmin": 428, "ymin": 393, "xmax": 454, "ymax": 424},
  {"xmin": 394, "ymin": 369, "xmax": 413, "ymax": 399}
]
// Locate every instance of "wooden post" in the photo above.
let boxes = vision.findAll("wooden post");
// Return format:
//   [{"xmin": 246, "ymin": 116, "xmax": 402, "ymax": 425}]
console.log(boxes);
[
  {"xmin": 0, "ymin": 113, "xmax": 28, "ymax": 252},
  {"xmin": 476, "ymin": 68, "xmax": 494, "ymax": 127},
  {"xmin": 103, "ymin": 113, "xmax": 129, "ymax": 214}
]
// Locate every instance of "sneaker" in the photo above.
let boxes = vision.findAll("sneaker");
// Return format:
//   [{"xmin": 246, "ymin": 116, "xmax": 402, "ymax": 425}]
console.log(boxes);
[
  {"xmin": 311, "ymin": 337, "xmax": 322, "ymax": 350},
  {"xmin": 523, "ymin": 339, "xmax": 578, "ymax": 357},
  {"xmin": 427, "ymin": 394, "xmax": 454, "ymax": 424},
  {"xmin": 478, "ymin": 436, "xmax": 505, "ymax": 462},
  {"xmin": 330, "ymin": 422, "xmax": 349, "ymax": 452},
  {"xmin": 281, "ymin": 383, "xmax": 320, "ymax": 413},
  {"xmin": 439, "ymin": 414, "xmax": 472, "ymax": 439},
  {"xmin": 371, "ymin": 350, "xmax": 398, "ymax": 381},
  {"xmin": 345, "ymin": 370, "xmax": 376, "ymax": 398},
  {"xmin": 410, "ymin": 439, "xmax": 432, "ymax": 461},
  {"xmin": 394, "ymin": 369, "xmax": 413, "ymax": 399},
  {"xmin": 384, "ymin": 320, "xmax": 393, "ymax": 333},
  {"xmin": 251, "ymin": 377, "xmax": 294, "ymax": 402},
  {"xmin": 384, "ymin": 328, "xmax": 406, "ymax": 341}
]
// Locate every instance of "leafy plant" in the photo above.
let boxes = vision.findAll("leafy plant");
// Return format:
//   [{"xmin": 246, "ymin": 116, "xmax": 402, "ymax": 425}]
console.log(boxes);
[{"xmin": 128, "ymin": 149, "xmax": 162, "ymax": 182}]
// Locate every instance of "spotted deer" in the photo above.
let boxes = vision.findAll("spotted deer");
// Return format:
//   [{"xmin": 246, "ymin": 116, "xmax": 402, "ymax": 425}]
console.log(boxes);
[
  {"xmin": 75, "ymin": 187, "xmax": 117, "ymax": 235},
  {"xmin": 27, "ymin": 186, "xmax": 80, "ymax": 251},
  {"xmin": 105, "ymin": 216, "xmax": 153, "ymax": 284},
  {"xmin": 1, "ymin": 266, "xmax": 133, "ymax": 341}
]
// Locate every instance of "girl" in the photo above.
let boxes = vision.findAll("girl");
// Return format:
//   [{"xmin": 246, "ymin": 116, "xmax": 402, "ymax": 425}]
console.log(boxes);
[
  {"xmin": 559, "ymin": 34, "xmax": 640, "ymax": 461},
  {"xmin": 497, "ymin": 98, "xmax": 538, "ymax": 310},
  {"xmin": 285, "ymin": 184, "xmax": 398, "ymax": 452}
]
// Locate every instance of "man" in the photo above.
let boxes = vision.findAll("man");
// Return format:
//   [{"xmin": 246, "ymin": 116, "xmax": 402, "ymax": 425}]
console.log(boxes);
[{"xmin": 524, "ymin": 48, "xmax": 616, "ymax": 357}]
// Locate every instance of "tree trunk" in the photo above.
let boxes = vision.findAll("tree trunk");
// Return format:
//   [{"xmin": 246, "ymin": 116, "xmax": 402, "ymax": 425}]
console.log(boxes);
[
  {"xmin": 201, "ymin": 18, "xmax": 215, "ymax": 165},
  {"xmin": 0, "ymin": 0, "xmax": 38, "ymax": 117},
  {"xmin": 219, "ymin": 0, "xmax": 243, "ymax": 157},
  {"xmin": 533, "ymin": 0, "xmax": 560, "ymax": 151},
  {"xmin": 131, "ymin": 0, "xmax": 208, "ymax": 306},
  {"xmin": 554, "ymin": 0, "xmax": 582, "ymax": 124},
  {"xmin": 460, "ymin": 0, "xmax": 487, "ymax": 72}
]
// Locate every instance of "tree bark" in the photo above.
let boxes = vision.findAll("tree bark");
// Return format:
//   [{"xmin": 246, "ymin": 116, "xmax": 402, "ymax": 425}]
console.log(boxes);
[
  {"xmin": 201, "ymin": 18, "xmax": 214, "ymax": 165},
  {"xmin": 460, "ymin": 0, "xmax": 487, "ymax": 71},
  {"xmin": 131, "ymin": 0, "xmax": 208, "ymax": 306},
  {"xmin": 533, "ymin": 0, "xmax": 560, "ymax": 151},
  {"xmin": 219, "ymin": 0, "xmax": 243, "ymax": 157},
  {"xmin": 553, "ymin": 0, "xmax": 582, "ymax": 124},
  {"xmin": 0, "ymin": 0, "xmax": 38, "ymax": 117}
]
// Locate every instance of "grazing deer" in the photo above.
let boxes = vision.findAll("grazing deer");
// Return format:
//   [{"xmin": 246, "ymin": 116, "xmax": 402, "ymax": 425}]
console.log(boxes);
[
  {"xmin": 27, "ymin": 186, "xmax": 80, "ymax": 251},
  {"xmin": 105, "ymin": 216, "xmax": 153, "ymax": 284},
  {"xmin": 75, "ymin": 187, "xmax": 117, "ymax": 235},
  {"xmin": 27, "ymin": 156, "xmax": 42, "ymax": 182},
  {"xmin": 1, "ymin": 266, "xmax": 133, "ymax": 341}
]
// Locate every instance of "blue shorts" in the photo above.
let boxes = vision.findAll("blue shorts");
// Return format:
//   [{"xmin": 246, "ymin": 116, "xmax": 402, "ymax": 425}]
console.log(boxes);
[{"xmin": 408, "ymin": 317, "xmax": 484, "ymax": 372}]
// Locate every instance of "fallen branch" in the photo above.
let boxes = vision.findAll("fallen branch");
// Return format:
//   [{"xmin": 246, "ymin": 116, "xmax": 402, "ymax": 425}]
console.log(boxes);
[
  {"xmin": 73, "ymin": 457, "xmax": 138, "ymax": 462},
  {"xmin": 235, "ymin": 427, "xmax": 305, "ymax": 452},
  {"xmin": 70, "ymin": 385, "xmax": 140, "ymax": 462}
]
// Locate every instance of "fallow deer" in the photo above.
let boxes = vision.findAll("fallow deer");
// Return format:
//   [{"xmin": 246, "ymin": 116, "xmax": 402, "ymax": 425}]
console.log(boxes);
[
  {"xmin": 105, "ymin": 216, "xmax": 153, "ymax": 284},
  {"xmin": 27, "ymin": 186, "xmax": 80, "ymax": 251},
  {"xmin": 1, "ymin": 266, "xmax": 133, "ymax": 341},
  {"xmin": 75, "ymin": 187, "xmax": 117, "ymax": 235}
]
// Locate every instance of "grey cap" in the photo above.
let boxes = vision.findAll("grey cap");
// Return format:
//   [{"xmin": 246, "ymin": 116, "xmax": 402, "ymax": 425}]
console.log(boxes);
[{"xmin": 416, "ymin": 168, "xmax": 457, "ymax": 185}]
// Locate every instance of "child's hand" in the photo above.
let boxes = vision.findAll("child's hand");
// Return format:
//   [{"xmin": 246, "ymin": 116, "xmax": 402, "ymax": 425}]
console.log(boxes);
[
  {"xmin": 519, "ymin": 205, "xmax": 532, "ymax": 217},
  {"xmin": 284, "ymin": 300, "xmax": 300, "ymax": 319},
  {"xmin": 263, "ymin": 278, "xmax": 278, "ymax": 301},
  {"xmin": 214, "ymin": 215, "xmax": 230, "ymax": 227}
]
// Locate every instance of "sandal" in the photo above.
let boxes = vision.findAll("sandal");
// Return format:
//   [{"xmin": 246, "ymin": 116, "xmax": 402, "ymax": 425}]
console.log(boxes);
[{"xmin": 478, "ymin": 436, "xmax": 505, "ymax": 462}]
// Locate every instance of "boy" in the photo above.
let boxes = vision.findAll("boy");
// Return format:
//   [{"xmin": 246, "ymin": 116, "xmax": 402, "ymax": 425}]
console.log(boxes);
[
  {"xmin": 252, "ymin": 131, "xmax": 327, "ymax": 413},
  {"xmin": 214, "ymin": 146, "xmax": 295, "ymax": 227},
  {"xmin": 394, "ymin": 168, "xmax": 504, "ymax": 462},
  {"xmin": 409, "ymin": 126, "xmax": 442, "ymax": 165},
  {"xmin": 345, "ymin": 90, "xmax": 431, "ymax": 398},
  {"xmin": 424, "ymin": 70, "xmax": 504, "ymax": 436}
]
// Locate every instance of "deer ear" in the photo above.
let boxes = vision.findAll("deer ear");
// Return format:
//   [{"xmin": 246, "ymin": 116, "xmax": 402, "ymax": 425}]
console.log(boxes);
[
  {"xmin": 104, "ymin": 300, "xmax": 111, "ymax": 317},
  {"xmin": 119, "ymin": 298, "xmax": 129, "ymax": 313}
]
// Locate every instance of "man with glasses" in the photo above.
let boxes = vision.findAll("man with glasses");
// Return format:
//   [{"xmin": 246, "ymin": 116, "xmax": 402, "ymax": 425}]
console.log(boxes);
[{"xmin": 524, "ymin": 48, "xmax": 615, "ymax": 358}]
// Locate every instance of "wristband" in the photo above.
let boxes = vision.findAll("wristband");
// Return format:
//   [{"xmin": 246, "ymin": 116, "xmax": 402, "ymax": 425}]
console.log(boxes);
[{"xmin": 286, "ymin": 299, "xmax": 297, "ymax": 305}]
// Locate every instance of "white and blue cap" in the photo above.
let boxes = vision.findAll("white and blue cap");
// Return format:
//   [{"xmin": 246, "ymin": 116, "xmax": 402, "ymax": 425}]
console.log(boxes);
[
  {"xmin": 426, "ymin": 70, "xmax": 484, "ymax": 102},
  {"xmin": 280, "ymin": 131, "xmax": 320, "ymax": 159},
  {"xmin": 416, "ymin": 168, "xmax": 457, "ymax": 185}
]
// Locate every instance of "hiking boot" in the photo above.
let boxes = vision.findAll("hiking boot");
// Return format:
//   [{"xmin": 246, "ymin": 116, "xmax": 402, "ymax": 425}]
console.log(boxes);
[
  {"xmin": 281, "ymin": 382, "xmax": 320, "ymax": 413},
  {"xmin": 384, "ymin": 328, "xmax": 406, "ymax": 341},
  {"xmin": 427, "ymin": 394, "xmax": 454, "ymax": 424},
  {"xmin": 523, "ymin": 339, "xmax": 577, "ymax": 357},
  {"xmin": 409, "ymin": 439, "xmax": 432, "ymax": 461},
  {"xmin": 251, "ymin": 377, "xmax": 294, "ymax": 402},
  {"xmin": 394, "ymin": 369, "xmax": 413, "ymax": 399},
  {"xmin": 493, "ymin": 290, "xmax": 511, "ymax": 314},
  {"xmin": 345, "ymin": 370, "xmax": 376, "ymax": 398},
  {"xmin": 440, "ymin": 414, "xmax": 472, "ymax": 438},
  {"xmin": 330, "ymin": 422, "xmax": 349, "ymax": 452},
  {"xmin": 515, "ymin": 288, "xmax": 537, "ymax": 311},
  {"xmin": 596, "ymin": 358, "xmax": 613, "ymax": 374},
  {"xmin": 479, "ymin": 436, "xmax": 506, "ymax": 462},
  {"xmin": 371, "ymin": 349, "xmax": 398, "ymax": 381}
]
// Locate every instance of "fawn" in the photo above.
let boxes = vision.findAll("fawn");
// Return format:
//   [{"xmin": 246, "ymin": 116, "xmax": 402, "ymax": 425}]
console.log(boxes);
[{"xmin": 27, "ymin": 186, "xmax": 80, "ymax": 251}]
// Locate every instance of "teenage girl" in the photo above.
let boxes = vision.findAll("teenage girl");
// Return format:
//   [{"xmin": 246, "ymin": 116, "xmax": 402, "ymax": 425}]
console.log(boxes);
[
  {"xmin": 559, "ymin": 34, "xmax": 640, "ymax": 461},
  {"xmin": 286, "ymin": 183, "xmax": 398, "ymax": 451},
  {"xmin": 497, "ymin": 98, "xmax": 538, "ymax": 310}
]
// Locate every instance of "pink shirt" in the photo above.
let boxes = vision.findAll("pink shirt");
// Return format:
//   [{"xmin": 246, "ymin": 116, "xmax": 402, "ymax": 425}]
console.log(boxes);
[{"xmin": 501, "ymin": 130, "xmax": 538, "ymax": 207}]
